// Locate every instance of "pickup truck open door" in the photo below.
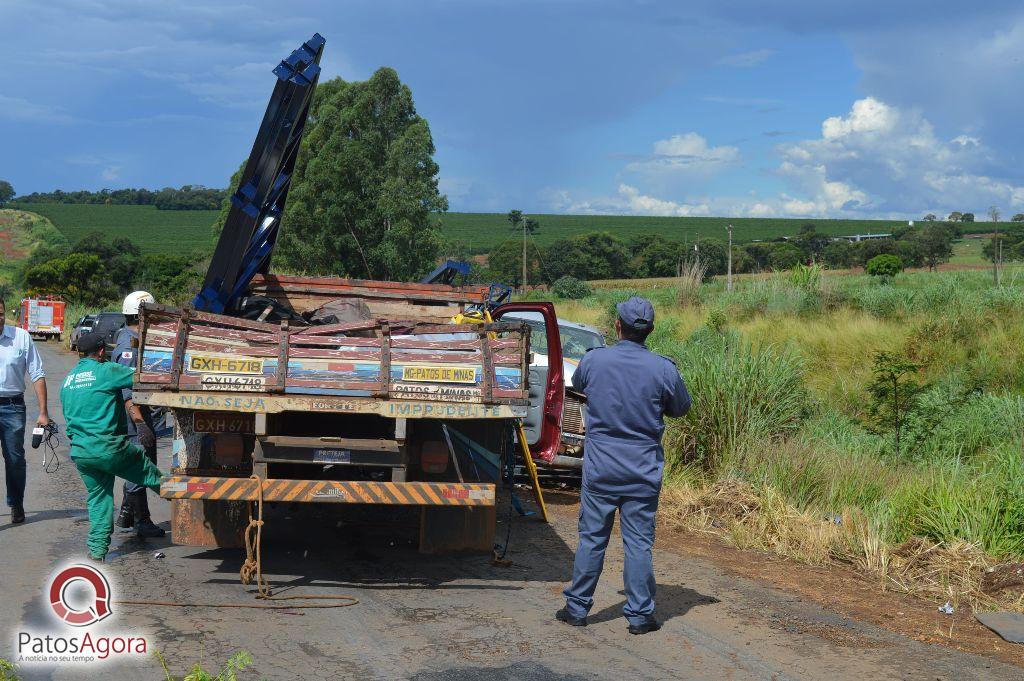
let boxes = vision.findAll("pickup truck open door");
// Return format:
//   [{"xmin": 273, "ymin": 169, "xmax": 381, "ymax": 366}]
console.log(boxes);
[{"xmin": 492, "ymin": 302, "xmax": 564, "ymax": 464}]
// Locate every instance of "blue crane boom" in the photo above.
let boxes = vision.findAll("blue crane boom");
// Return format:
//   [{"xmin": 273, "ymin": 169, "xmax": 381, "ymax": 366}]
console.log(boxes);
[{"xmin": 192, "ymin": 34, "xmax": 326, "ymax": 314}]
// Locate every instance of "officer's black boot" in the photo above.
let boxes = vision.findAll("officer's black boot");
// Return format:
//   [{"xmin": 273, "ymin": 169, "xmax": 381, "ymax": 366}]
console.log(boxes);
[
  {"xmin": 130, "ymin": 492, "xmax": 165, "ymax": 538},
  {"xmin": 115, "ymin": 498, "xmax": 135, "ymax": 531}
]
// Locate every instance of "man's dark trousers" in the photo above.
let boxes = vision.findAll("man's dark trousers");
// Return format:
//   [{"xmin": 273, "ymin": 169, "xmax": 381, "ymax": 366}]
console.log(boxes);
[
  {"xmin": 563, "ymin": 488, "xmax": 658, "ymax": 626},
  {"xmin": 122, "ymin": 433, "xmax": 157, "ymax": 497},
  {"xmin": 0, "ymin": 401, "xmax": 27, "ymax": 509}
]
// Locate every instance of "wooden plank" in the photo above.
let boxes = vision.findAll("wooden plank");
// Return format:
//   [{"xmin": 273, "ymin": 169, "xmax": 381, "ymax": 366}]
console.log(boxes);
[
  {"xmin": 187, "ymin": 308, "xmax": 281, "ymax": 333},
  {"xmin": 135, "ymin": 391, "xmax": 530, "ymax": 417},
  {"xmin": 275, "ymin": 320, "xmax": 289, "ymax": 393},
  {"xmin": 169, "ymin": 309, "xmax": 190, "ymax": 391},
  {"xmin": 289, "ymin": 320, "xmax": 382, "ymax": 336},
  {"xmin": 288, "ymin": 347, "xmax": 382, "ymax": 361},
  {"xmin": 286, "ymin": 335, "xmax": 382, "ymax": 347},
  {"xmin": 479, "ymin": 330, "xmax": 493, "ymax": 403},
  {"xmin": 249, "ymin": 273, "xmax": 490, "ymax": 300},
  {"xmin": 389, "ymin": 351, "xmax": 481, "ymax": 363},
  {"xmin": 175, "ymin": 324, "xmax": 277, "ymax": 344},
  {"xmin": 378, "ymin": 322, "xmax": 391, "ymax": 398}
]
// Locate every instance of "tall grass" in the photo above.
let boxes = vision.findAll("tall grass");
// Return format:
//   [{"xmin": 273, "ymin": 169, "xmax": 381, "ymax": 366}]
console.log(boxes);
[
  {"xmin": 652, "ymin": 325, "xmax": 805, "ymax": 474},
  {"xmin": 564, "ymin": 266, "xmax": 1024, "ymax": 608}
]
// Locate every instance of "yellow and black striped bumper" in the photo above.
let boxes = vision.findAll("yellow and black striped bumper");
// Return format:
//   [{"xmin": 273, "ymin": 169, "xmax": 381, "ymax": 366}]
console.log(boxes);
[{"xmin": 159, "ymin": 476, "xmax": 496, "ymax": 506}]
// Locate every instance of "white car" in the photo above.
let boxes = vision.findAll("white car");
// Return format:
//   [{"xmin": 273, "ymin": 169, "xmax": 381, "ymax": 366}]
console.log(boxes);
[
  {"xmin": 501, "ymin": 312, "xmax": 606, "ymax": 387},
  {"xmin": 503, "ymin": 312, "xmax": 605, "ymax": 471}
]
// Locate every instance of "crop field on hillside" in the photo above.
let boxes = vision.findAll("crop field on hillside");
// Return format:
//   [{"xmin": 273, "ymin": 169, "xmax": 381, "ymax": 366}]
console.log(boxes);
[
  {"xmin": 14, "ymin": 203, "xmax": 1002, "ymax": 257},
  {"xmin": 0, "ymin": 209, "xmax": 67, "ymax": 287},
  {"xmin": 541, "ymin": 268, "xmax": 1024, "ymax": 610},
  {"xmin": 12, "ymin": 203, "xmax": 217, "ymax": 255},
  {"xmin": 438, "ymin": 212, "xmax": 1002, "ymax": 253}
]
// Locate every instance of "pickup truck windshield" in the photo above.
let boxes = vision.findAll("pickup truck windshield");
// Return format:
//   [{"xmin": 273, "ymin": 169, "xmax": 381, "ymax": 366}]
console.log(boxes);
[{"xmin": 517, "ymin": 319, "xmax": 603, "ymax": 361}]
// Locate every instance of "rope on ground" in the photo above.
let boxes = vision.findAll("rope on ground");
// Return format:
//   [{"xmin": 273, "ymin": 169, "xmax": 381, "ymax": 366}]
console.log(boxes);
[{"xmin": 119, "ymin": 474, "xmax": 359, "ymax": 611}]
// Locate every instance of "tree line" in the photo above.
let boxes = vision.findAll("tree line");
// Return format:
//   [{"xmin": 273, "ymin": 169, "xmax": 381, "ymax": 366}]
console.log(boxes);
[
  {"xmin": 13, "ymin": 185, "xmax": 227, "ymax": 210},
  {"xmin": 17, "ymin": 232, "xmax": 202, "ymax": 306},
  {"xmin": 478, "ymin": 220, "xmax": 965, "ymax": 287}
]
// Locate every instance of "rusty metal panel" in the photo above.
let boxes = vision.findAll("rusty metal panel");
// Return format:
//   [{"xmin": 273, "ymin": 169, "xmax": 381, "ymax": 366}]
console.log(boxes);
[
  {"xmin": 170, "ymin": 498, "xmax": 248, "ymax": 548},
  {"xmin": 418, "ymin": 506, "xmax": 496, "ymax": 554}
]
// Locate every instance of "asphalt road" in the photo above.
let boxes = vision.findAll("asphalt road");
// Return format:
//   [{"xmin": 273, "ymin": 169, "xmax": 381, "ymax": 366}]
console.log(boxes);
[{"xmin": 1, "ymin": 342, "xmax": 1020, "ymax": 680}]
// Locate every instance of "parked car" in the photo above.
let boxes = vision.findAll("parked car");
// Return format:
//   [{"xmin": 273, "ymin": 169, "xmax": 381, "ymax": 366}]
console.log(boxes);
[
  {"xmin": 91, "ymin": 312, "xmax": 127, "ymax": 345},
  {"xmin": 69, "ymin": 314, "xmax": 98, "ymax": 350}
]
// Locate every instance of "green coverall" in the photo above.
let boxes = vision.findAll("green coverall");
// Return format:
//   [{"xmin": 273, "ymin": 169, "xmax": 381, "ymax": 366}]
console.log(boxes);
[{"xmin": 60, "ymin": 358, "xmax": 166, "ymax": 559}]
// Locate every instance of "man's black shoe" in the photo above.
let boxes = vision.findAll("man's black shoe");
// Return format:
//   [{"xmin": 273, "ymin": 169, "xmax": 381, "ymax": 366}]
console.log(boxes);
[
  {"xmin": 555, "ymin": 608, "xmax": 587, "ymax": 627},
  {"xmin": 135, "ymin": 519, "xmax": 166, "ymax": 538},
  {"xmin": 628, "ymin": 619, "xmax": 661, "ymax": 635},
  {"xmin": 11, "ymin": 506, "xmax": 25, "ymax": 524}
]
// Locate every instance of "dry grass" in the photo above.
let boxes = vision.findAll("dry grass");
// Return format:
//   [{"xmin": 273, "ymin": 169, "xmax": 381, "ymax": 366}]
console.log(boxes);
[
  {"xmin": 676, "ymin": 259, "xmax": 708, "ymax": 307},
  {"xmin": 659, "ymin": 480, "xmax": 1024, "ymax": 613}
]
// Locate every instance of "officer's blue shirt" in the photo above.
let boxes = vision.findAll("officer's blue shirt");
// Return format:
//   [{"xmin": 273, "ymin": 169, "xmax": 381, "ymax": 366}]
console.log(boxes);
[
  {"xmin": 574, "ymin": 339, "xmax": 691, "ymax": 497},
  {"xmin": 112, "ymin": 326, "xmax": 152, "ymax": 435}
]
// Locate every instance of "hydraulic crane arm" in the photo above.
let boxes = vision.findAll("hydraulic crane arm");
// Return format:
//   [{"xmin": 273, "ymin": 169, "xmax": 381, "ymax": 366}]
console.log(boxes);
[{"xmin": 193, "ymin": 34, "xmax": 326, "ymax": 314}]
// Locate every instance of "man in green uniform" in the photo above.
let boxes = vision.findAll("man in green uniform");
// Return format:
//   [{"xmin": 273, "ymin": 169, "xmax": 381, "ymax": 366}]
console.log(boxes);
[{"xmin": 60, "ymin": 332, "xmax": 166, "ymax": 561}]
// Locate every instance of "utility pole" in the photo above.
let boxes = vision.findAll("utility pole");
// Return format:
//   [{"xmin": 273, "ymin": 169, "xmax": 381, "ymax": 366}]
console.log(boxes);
[
  {"xmin": 997, "ymin": 233, "xmax": 1003, "ymax": 287},
  {"xmin": 522, "ymin": 214, "xmax": 528, "ymax": 292},
  {"xmin": 992, "ymin": 232, "xmax": 1002, "ymax": 287},
  {"xmin": 726, "ymin": 223, "xmax": 734, "ymax": 291}
]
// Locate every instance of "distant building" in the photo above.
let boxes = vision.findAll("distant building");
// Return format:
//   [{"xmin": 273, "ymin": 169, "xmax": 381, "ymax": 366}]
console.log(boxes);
[{"xmin": 833, "ymin": 233, "xmax": 892, "ymax": 243}]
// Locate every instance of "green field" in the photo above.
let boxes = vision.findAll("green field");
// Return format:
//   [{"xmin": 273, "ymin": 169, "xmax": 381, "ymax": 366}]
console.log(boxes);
[
  {"xmin": 438, "ymin": 212, "xmax": 1002, "ymax": 253},
  {"xmin": 12, "ymin": 203, "xmax": 218, "ymax": 255},
  {"xmin": 14, "ymin": 202, "xmax": 1003, "ymax": 257}
]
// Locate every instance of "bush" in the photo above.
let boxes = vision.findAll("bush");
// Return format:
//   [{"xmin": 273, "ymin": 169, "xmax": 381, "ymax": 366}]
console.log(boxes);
[
  {"xmin": 551, "ymin": 275, "xmax": 592, "ymax": 299},
  {"xmin": 866, "ymin": 254, "xmax": 903, "ymax": 277}
]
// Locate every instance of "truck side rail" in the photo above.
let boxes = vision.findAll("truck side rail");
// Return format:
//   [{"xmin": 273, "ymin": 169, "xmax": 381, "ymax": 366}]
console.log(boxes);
[{"xmin": 135, "ymin": 304, "xmax": 530, "ymax": 405}]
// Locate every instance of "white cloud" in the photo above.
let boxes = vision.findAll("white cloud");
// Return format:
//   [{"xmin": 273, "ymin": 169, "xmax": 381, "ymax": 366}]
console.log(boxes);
[
  {"xmin": 772, "ymin": 96, "xmax": 1024, "ymax": 215},
  {"xmin": 626, "ymin": 132, "xmax": 739, "ymax": 178},
  {"xmin": 716, "ymin": 48, "xmax": 776, "ymax": 68},
  {"xmin": 549, "ymin": 96, "xmax": 1024, "ymax": 219},
  {"xmin": 552, "ymin": 184, "xmax": 710, "ymax": 217}
]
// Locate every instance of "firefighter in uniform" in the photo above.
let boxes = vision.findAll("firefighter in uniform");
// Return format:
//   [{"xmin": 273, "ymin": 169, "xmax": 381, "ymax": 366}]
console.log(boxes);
[
  {"xmin": 557, "ymin": 296, "xmax": 691, "ymax": 635},
  {"xmin": 61, "ymin": 332, "xmax": 166, "ymax": 561},
  {"xmin": 112, "ymin": 291, "xmax": 165, "ymax": 537}
]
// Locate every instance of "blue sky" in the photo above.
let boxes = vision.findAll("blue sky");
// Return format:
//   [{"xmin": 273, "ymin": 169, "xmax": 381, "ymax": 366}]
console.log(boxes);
[{"xmin": 2, "ymin": 0, "xmax": 1023, "ymax": 219}]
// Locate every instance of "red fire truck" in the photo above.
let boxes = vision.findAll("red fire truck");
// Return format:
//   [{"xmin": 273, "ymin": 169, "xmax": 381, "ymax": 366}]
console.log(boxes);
[{"xmin": 18, "ymin": 297, "xmax": 66, "ymax": 342}]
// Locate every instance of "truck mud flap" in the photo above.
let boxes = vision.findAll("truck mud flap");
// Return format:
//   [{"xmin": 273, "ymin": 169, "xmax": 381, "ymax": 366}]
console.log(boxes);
[{"xmin": 160, "ymin": 477, "xmax": 495, "ymax": 506}]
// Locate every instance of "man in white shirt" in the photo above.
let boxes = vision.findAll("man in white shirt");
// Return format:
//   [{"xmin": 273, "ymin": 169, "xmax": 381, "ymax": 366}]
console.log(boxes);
[{"xmin": 0, "ymin": 298, "xmax": 50, "ymax": 524}]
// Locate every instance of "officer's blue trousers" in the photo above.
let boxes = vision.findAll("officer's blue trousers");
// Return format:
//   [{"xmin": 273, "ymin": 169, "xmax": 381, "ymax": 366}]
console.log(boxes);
[{"xmin": 563, "ymin": 488, "xmax": 658, "ymax": 626}]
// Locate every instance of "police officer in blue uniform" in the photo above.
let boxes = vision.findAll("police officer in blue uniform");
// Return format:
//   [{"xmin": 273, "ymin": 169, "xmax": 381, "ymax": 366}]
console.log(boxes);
[
  {"xmin": 557, "ymin": 296, "xmax": 691, "ymax": 634},
  {"xmin": 111, "ymin": 291, "xmax": 164, "ymax": 538}
]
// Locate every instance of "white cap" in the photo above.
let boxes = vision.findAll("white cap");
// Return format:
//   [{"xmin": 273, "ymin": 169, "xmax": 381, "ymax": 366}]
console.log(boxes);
[{"xmin": 122, "ymin": 291, "xmax": 156, "ymax": 316}]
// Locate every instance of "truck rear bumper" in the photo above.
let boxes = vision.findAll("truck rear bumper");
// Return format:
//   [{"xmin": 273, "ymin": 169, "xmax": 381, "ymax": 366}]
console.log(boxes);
[{"xmin": 159, "ymin": 476, "xmax": 495, "ymax": 507}]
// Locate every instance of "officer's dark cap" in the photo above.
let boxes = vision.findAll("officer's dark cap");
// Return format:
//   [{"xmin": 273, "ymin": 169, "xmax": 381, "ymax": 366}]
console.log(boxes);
[
  {"xmin": 77, "ymin": 332, "xmax": 107, "ymax": 354},
  {"xmin": 616, "ymin": 296, "xmax": 655, "ymax": 331}
]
